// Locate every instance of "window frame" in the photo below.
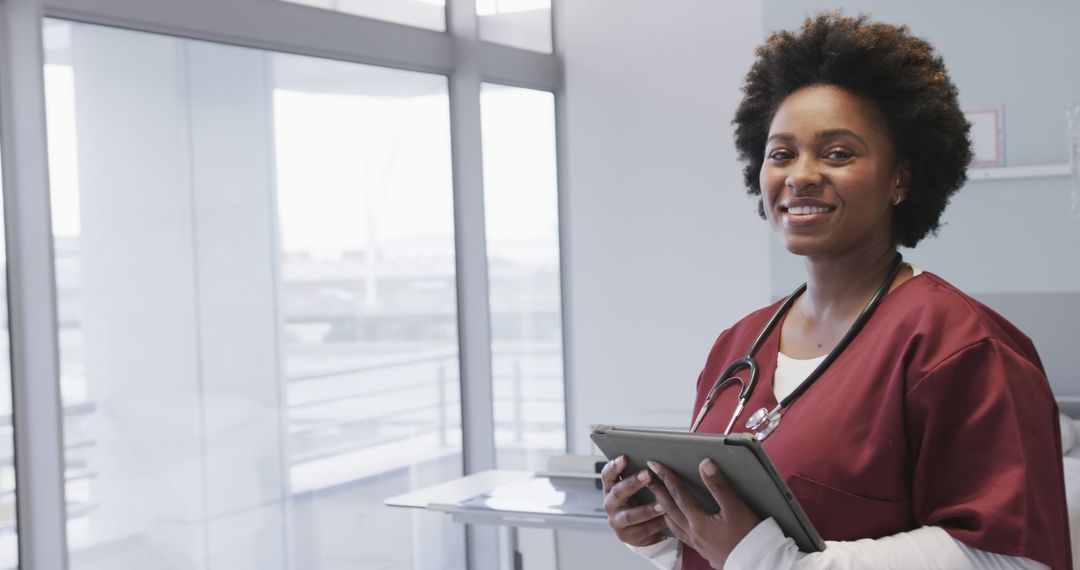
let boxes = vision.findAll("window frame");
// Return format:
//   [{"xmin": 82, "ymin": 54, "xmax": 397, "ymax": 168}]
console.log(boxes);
[{"xmin": 0, "ymin": 0, "xmax": 568, "ymax": 569}]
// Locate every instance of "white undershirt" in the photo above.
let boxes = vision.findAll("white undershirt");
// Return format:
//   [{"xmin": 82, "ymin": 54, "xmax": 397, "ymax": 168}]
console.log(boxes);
[
  {"xmin": 627, "ymin": 269, "xmax": 1047, "ymax": 569},
  {"xmin": 772, "ymin": 352, "xmax": 825, "ymax": 404}
]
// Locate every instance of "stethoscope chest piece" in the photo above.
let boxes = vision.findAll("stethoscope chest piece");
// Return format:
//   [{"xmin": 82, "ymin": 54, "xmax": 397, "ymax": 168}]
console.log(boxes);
[{"xmin": 746, "ymin": 405, "xmax": 782, "ymax": 441}]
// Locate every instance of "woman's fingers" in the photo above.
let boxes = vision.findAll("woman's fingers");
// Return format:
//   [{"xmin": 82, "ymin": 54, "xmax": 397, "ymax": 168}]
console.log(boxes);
[
  {"xmin": 603, "ymin": 468, "xmax": 650, "ymax": 513},
  {"xmin": 698, "ymin": 458, "xmax": 762, "ymax": 536},
  {"xmin": 698, "ymin": 458, "xmax": 737, "ymax": 513},
  {"xmin": 600, "ymin": 459, "xmax": 671, "ymax": 546},
  {"xmin": 665, "ymin": 514, "xmax": 691, "ymax": 545},
  {"xmin": 621, "ymin": 512, "xmax": 671, "ymax": 546},
  {"xmin": 612, "ymin": 502, "xmax": 665, "ymax": 529},
  {"xmin": 599, "ymin": 455, "xmax": 626, "ymax": 494},
  {"xmin": 647, "ymin": 461, "xmax": 702, "ymax": 521},
  {"xmin": 644, "ymin": 465, "xmax": 691, "ymax": 531}
]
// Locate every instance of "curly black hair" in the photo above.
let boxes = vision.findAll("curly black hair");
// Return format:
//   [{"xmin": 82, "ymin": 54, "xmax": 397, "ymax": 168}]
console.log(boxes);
[{"xmin": 733, "ymin": 12, "xmax": 972, "ymax": 248}]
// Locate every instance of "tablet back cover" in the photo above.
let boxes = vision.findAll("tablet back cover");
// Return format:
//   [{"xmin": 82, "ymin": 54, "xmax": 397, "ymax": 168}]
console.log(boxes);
[{"xmin": 591, "ymin": 426, "xmax": 824, "ymax": 552}]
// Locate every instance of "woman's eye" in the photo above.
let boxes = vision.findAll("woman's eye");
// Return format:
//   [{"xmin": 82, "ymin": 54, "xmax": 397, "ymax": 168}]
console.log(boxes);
[
  {"xmin": 767, "ymin": 149, "xmax": 794, "ymax": 161},
  {"xmin": 824, "ymin": 149, "xmax": 854, "ymax": 160}
]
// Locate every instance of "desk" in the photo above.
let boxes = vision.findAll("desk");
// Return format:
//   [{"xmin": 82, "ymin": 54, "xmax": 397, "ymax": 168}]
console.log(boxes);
[{"xmin": 385, "ymin": 468, "xmax": 609, "ymax": 569}]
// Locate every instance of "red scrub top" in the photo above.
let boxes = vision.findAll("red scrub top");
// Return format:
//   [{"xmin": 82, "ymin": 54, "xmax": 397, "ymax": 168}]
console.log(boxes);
[{"xmin": 681, "ymin": 273, "xmax": 1071, "ymax": 570}]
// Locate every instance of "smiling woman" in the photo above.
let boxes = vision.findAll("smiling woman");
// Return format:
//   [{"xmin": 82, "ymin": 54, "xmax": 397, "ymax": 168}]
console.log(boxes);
[{"xmin": 600, "ymin": 12, "xmax": 1071, "ymax": 570}]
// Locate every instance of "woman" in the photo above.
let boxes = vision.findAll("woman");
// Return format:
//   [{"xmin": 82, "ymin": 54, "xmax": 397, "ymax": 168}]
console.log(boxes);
[{"xmin": 600, "ymin": 13, "xmax": 1071, "ymax": 570}]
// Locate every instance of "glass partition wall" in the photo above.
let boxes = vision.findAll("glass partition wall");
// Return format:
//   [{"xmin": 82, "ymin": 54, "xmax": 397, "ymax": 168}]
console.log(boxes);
[
  {"xmin": 43, "ymin": 20, "xmax": 465, "ymax": 569},
  {"xmin": 480, "ymin": 84, "xmax": 563, "ymax": 470},
  {"xmin": 7, "ymin": 0, "xmax": 565, "ymax": 567},
  {"xmin": 44, "ymin": 19, "xmax": 467, "ymax": 569}
]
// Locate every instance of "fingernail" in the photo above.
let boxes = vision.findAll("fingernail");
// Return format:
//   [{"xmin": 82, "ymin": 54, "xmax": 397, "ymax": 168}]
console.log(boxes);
[
  {"xmin": 646, "ymin": 461, "xmax": 658, "ymax": 472},
  {"xmin": 614, "ymin": 456, "xmax": 624, "ymax": 467},
  {"xmin": 653, "ymin": 503, "xmax": 663, "ymax": 513},
  {"xmin": 701, "ymin": 459, "xmax": 717, "ymax": 476},
  {"xmin": 637, "ymin": 470, "xmax": 650, "ymax": 482}
]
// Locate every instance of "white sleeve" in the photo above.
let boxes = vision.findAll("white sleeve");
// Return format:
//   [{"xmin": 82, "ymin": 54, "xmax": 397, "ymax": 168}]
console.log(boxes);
[
  {"xmin": 724, "ymin": 518, "xmax": 1049, "ymax": 570},
  {"xmin": 625, "ymin": 537, "xmax": 683, "ymax": 570}
]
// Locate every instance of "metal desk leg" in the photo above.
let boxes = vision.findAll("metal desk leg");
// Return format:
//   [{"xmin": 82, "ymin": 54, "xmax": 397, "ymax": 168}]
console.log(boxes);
[{"xmin": 510, "ymin": 526, "xmax": 523, "ymax": 570}]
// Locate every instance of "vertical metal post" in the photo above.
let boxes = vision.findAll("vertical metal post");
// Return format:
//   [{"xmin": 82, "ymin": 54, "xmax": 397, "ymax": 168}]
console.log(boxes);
[
  {"xmin": 447, "ymin": 0, "xmax": 501, "ymax": 568},
  {"xmin": 0, "ymin": 2, "xmax": 70, "ymax": 569},
  {"xmin": 551, "ymin": 0, "xmax": 576, "ymax": 461},
  {"xmin": 509, "ymin": 527, "xmax": 523, "ymax": 570}
]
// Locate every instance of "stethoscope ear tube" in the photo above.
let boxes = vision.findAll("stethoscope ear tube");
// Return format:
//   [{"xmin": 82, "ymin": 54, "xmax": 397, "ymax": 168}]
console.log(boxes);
[
  {"xmin": 691, "ymin": 357, "xmax": 757, "ymax": 433},
  {"xmin": 690, "ymin": 285, "xmax": 801, "ymax": 434},
  {"xmin": 703, "ymin": 358, "xmax": 756, "ymax": 401},
  {"xmin": 691, "ymin": 253, "xmax": 905, "ymax": 439}
]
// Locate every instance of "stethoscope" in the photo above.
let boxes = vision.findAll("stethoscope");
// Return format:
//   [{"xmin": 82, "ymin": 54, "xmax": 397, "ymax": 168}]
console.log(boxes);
[{"xmin": 689, "ymin": 253, "xmax": 905, "ymax": 441}]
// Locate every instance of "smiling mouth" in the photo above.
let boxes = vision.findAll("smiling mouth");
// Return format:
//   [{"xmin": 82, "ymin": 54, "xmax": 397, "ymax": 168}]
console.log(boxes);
[{"xmin": 782, "ymin": 205, "xmax": 835, "ymax": 215}]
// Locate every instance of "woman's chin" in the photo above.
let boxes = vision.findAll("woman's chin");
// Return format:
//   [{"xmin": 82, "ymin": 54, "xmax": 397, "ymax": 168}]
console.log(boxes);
[{"xmin": 779, "ymin": 237, "xmax": 825, "ymax": 257}]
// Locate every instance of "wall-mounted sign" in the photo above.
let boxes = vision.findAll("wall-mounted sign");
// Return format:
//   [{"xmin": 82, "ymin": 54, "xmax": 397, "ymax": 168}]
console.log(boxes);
[{"xmin": 965, "ymin": 107, "xmax": 1004, "ymax": 167}]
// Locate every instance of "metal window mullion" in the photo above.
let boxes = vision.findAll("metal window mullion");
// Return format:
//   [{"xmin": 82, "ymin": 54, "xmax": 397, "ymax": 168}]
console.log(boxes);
[
  {"xmin": 447, "ymin": 2, "xmax": 502, "ymax": 569},
  {"xmin": 0, "ymin": 1, "xmax": 70, "ymax": 569},
  {"xmin": 553, "ymin": 93, "xmax": 575, "ymax": 459},
  {"xmin": 448, "ymin": 48, "xmax": 493, "ymax": 480},
  {"xmin": 476, "ymin": 42, "xmax": 559, "ymax": 91}
]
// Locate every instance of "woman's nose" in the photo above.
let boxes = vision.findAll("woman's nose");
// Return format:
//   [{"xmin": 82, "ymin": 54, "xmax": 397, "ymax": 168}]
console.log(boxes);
[{"xmin": 785, "ymin": 158, "xmax": 821, "ymax": 194}]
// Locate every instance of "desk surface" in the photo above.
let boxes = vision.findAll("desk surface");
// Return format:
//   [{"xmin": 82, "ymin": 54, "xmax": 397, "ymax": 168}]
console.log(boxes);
[
  {"xmin": 384, "ymin": 470, "xmax": 534, "ymax": 509},
  {"xmin": 385, "ymin": 469, "xmax": 609, "ymax": 531}
]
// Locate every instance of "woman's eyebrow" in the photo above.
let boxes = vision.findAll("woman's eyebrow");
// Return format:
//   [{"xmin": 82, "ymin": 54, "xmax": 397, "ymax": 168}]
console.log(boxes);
[
  {"xmin": 766, "ymin": 133, "xmax": 795, "ymax": 143},
  {"xmin": 816, "ymin": 128, "xmax": 868, "ymax": 146},
  {"xmin": 766, "ymin": 129, "xmax": 869, "ymax": 146}
]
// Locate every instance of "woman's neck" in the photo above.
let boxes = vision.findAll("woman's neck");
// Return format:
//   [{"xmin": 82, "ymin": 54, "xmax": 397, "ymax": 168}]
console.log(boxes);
[{"xmin": 798, "ymin": 247, "xmax": 904, "ymax": 323}]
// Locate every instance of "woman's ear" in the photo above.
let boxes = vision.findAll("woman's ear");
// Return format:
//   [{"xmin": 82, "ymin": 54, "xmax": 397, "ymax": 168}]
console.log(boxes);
[{"xmin": 892, "ymin": 160, "xmax": 912, "ymax": 205}]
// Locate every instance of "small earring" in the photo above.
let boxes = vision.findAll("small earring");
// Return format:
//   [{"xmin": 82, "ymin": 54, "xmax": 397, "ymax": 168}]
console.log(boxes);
[{"xmin": 892, "ymin": 195, "xmax": 904, "ymax": 206}]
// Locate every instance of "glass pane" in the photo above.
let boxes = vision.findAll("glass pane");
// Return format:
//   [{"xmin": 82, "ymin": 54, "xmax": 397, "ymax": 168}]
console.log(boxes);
[
  {"xmin": 0, "ymin": 116, "xmax": 17, "ymax": 570},
  {"xmin": 274, "ymin": 52, "xmax": 463, "ymax": 570},
  {"xmin": 280, "ymin": 0, "xmax": 445, "ymax": 32},
  {"xmin": 477, "ymin": 0, "xmax": 552, "ymax": 53},
  {"xmin": 480, "ymin": 83, "xmax": 564, "ymax": 470},
  {"xmin": 44, "ymin": 17, "xmax": 463, "ymax": 570}
]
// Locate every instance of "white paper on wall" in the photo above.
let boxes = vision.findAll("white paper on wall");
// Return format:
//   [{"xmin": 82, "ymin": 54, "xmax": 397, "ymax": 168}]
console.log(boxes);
[{"xmin": 965, "ymin": 107, "xmax": 1004, "ymax": 167}]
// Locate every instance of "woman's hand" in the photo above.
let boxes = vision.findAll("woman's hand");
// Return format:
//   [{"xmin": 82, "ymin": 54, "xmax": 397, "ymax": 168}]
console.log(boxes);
[
  {"xmin": 600, "ymin": 455, "xmax": 670, "ymax": 546},
  {"xmin": 646, "ymin": 458, "xmax": 762, "ymax": 569}
]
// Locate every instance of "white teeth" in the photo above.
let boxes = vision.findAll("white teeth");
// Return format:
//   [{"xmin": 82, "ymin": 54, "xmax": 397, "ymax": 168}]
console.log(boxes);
[{"xmin": 787, "ymin": 206, "xmax": 831, "ymax": 215}]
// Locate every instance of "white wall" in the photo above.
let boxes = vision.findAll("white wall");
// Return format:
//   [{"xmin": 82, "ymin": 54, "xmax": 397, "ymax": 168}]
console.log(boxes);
[
  {"xmin": 554, "ymin": 2, "xmax": 768, "ymax": 566},
  {"xmin": 559, "ymin": 0, "xmax": 769, "ymax": 452}
]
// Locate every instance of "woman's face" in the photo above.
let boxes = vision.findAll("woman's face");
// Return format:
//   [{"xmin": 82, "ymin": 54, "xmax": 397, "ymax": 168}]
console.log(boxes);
[{"xmin": 760, "ymin": 84, "xmax": 907, "ymax": 259}]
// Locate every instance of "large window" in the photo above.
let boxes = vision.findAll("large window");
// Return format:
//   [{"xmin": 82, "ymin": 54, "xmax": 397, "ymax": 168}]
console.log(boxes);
[
  {"xmin": 2, "ymin": 0, "xmax": 564, "ymax": 566},
  {"xmin": 480, "ymin": 83, "xmax": 563, "ymax": 470},
  {"xmin": 45, "ymin": 18, "xmax": 463, "ymax": 570}
]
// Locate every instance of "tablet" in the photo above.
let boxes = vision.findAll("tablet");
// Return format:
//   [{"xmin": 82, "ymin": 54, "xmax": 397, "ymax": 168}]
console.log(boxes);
[{"xmin": 591, "ymin": 425, "xmax": 825, "ymax": 552}]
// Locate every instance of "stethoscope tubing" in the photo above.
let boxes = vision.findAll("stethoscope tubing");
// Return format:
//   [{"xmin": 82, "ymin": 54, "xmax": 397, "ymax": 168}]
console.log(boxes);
[{"xmin": 690, "ymin": 253, "xmax": 905, "ymax": 437}]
